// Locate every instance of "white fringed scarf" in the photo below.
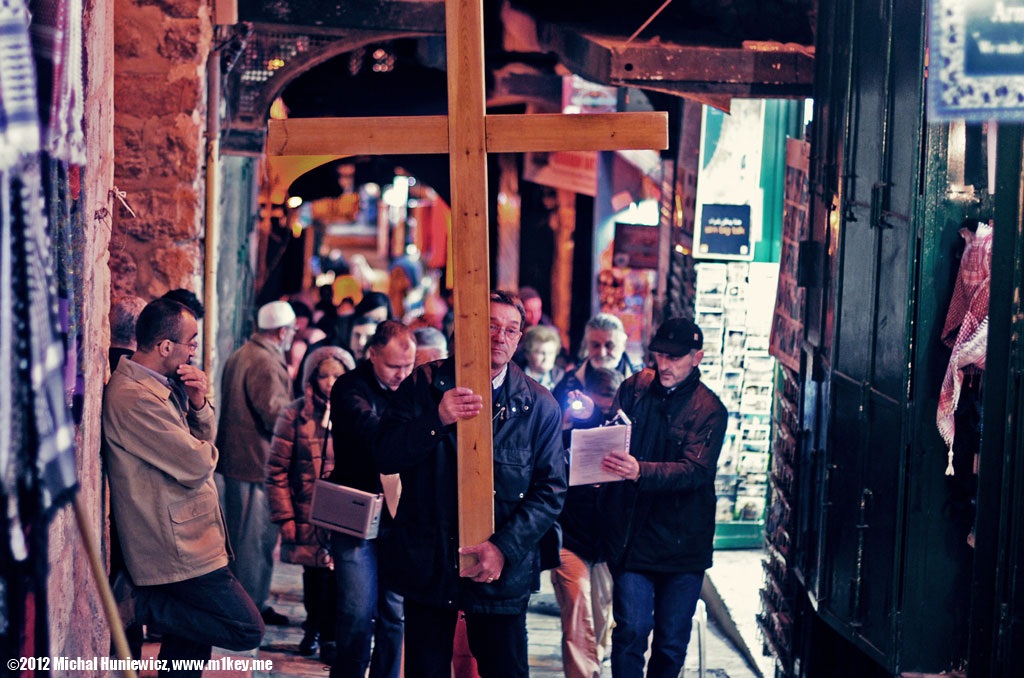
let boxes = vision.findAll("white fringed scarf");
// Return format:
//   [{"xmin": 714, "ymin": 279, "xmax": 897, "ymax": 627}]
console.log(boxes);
[{"xmin": 0, "ymin": 0, "xmax": 41, "ymax": 170}]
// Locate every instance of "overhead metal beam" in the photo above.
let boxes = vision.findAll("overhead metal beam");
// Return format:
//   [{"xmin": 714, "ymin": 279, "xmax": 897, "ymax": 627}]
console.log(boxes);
[
  {"xmin": 538, "ymin": 23, "xmax": 814, "ymax": 99},
  {"xmin": 610, "ymin": 44, "xmax": 814, "ymax": 93}
]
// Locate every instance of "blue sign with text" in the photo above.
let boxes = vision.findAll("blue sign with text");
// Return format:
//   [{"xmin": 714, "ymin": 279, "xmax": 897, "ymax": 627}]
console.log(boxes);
[
  {"xmin": 930, "ymin": 0, "xmax": 1024, "ymax": 121},
  {"xmin": 697, "ymin": 204, "xmax": 752, "ymax": 260}
]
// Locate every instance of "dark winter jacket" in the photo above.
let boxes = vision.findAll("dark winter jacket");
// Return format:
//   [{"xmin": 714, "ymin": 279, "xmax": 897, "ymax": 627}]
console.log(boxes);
[
  {"xmin": 327, "ymin": 360, "xmax": 396, "ymax": 530},
  {"xmin": 374, "ymin": 357, "xmax": 567, "ymax": 614},
  {"xmin": 266, "ymin": 347, "xmax": 352, "ymax": 567},
  {"xmin": 601, "ymin": 367, "xmax": 727, "ymax": 573},
  {"xmin": 558, "ymin": 406, "xmax": 611, "ymax": 563}
]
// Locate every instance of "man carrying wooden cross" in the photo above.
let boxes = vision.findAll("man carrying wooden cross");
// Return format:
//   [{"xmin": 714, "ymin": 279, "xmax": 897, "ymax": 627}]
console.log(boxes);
[{"xmin": 375, "ymin": 290, "xmax": 567, "ymax": 675}]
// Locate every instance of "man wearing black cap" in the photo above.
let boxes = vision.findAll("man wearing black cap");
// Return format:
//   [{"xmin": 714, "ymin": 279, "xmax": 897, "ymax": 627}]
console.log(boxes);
[{"xmin": 598, "ymin": 317, "xmax": 728, "ymax": 678}]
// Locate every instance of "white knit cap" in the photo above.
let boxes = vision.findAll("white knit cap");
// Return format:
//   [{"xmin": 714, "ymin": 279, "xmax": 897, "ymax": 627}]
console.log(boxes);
[{"xmin": 257, "ymin": 301, "xmax": 297, "ymax": 329}]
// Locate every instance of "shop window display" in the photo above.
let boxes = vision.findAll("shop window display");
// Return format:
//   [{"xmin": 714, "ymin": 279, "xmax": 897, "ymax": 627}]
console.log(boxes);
[{"xmin": 696, "ymin": 261, "xmax": 777, "ymax": 546}]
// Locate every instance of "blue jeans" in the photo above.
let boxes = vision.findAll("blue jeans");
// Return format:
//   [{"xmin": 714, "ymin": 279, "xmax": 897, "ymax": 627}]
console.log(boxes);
[
  {"xmin": 138, "ymin": 567, "xmax": 264, "ymax": 678},
  {"xmin": 330, "ymin": 533, "xmax": 404, "ymax": 678},
  {"xmin": 610, "ymin": 569, "xmax": 704, "ymax": 678}
]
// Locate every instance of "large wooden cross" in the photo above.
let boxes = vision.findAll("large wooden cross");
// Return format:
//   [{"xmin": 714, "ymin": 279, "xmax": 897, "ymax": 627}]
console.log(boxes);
[{"xmin": 267, "ymin": 0, "xmax": 666, "ymax": 570}]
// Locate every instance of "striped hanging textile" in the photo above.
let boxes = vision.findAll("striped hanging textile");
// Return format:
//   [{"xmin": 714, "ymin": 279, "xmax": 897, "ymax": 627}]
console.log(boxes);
[
  {"xmin": 13, "ymin": 157, "xmax": 78, "ymax": 530},
  {"xmin": 0, "ymin": 0, "xmax": 41, "ymax": 170},
  {"xmin": 1, "ymin": 160, "xmax": 79, "ymax": 564},
  {"xmin": 0, "ymin": 172, "xmax": 20, "ymax": 561},
  {"xmin": 0, "ymin": 0, "xmax": 77, "ymax": 560},
  {"xmin": 1, "ymin": 3, "xmax": 77, "ymax": 664},
  {"xmin": 29, "ymin": 0, "xmax": 85, "ymax": 164},
  {"xmin": 0, "ymin": 0, "xmax": 39, "ymax": 563}
]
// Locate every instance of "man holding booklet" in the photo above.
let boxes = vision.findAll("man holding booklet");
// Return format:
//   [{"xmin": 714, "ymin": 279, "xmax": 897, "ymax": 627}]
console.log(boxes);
[{"xmin": 597, "ymin": 317, "xmax": 728, "ymax": 678}]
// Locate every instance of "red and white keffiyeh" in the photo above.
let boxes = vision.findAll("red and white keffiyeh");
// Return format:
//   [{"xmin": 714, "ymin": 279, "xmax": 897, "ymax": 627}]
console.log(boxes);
[{"xmin": 937, "ymin": 222, "xmax": 992, "ymax": 475}]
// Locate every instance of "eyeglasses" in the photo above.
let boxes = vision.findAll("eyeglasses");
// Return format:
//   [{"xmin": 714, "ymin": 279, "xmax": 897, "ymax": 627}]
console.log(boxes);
[
  {"xmin": 168, "ymin": 339, "xmax": 199, "ymax": 351},
  {"xmin": 489, "ymin": 324, "xmax": 522, "ymax": 342}
]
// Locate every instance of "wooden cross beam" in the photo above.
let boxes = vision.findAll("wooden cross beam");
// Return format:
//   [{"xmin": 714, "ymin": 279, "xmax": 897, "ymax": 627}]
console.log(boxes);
[{"xmin": 266, "ymin": 0, "xmax": 666, "ymax": 571}]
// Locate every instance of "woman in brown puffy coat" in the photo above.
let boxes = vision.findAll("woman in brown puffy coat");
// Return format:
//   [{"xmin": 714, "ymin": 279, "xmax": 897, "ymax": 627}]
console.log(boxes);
[{"xmin": 267, "ymin": 346, "xmax": 354, "ymax": 662}]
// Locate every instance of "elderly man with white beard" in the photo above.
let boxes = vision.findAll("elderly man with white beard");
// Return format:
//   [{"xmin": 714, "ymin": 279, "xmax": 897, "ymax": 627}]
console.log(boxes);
[{"xmin": 552, "ymin": 312, "xmax": 637, "ymax": 416}]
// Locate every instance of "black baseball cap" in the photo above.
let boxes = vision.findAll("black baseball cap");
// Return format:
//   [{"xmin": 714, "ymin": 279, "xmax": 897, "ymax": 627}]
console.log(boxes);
[{"xmin": 648, "ymin": 317, "xmax": 703, "ymax": 357}]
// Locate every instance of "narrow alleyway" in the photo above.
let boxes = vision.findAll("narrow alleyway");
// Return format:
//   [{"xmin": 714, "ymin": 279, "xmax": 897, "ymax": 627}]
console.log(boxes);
[{"xmin": 138, "ymin": 554, "xmax": 765, "ymax": 677}]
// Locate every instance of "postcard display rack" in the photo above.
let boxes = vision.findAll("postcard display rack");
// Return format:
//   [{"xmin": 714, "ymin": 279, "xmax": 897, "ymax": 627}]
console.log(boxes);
[
  {"xmin": 695, "ymin": 261, "xmax": 777, "ymax": 549},
  {"xmin": 756, "ymin": 363, "xmax": 799, "ymax": 673}
]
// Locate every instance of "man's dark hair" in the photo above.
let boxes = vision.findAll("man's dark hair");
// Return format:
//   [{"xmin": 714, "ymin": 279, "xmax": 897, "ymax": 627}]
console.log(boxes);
[
  {"xmin": 162, "ymin": 288, "xmax": 205, "ymax": 319},
  {"xmin": 490, "ymin": 290, "xmax": 526, "ymax": 330},
  {"xmin": 136, "ymin": 298, "xmax": 195, "ymax": 351},
  {"xmin": 367, "ymin": 320, "xmax": 414, "ymax": 351}
]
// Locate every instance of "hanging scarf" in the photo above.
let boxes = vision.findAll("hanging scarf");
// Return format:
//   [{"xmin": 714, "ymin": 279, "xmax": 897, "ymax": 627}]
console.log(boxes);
[
  {"xmin": 0, "ymin": 159, "xmax": 77, "ymax": 570},
  {"xmin": 936, "ymin": 223, "xmax": 992, "ymax": 475},
  {"xmin": 29, "ymin": 0, "xmax": 85, "ymax": 164},
  {"xmin": 0, "ymin": 0, "xmax": 40, "ymax": 170},
  {"xmin": 15, "ymin": 158, "xmax": 78, "ymax": 518}
]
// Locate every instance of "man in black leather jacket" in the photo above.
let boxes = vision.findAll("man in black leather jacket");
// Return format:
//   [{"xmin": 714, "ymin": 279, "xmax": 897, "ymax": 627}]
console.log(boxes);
[
  {"xmin": 598, "ymin": 317, "xmax": 728, "ymax": 678},
  {"xmin": 375, "ymin": 291, "xmax": 567, "ymax": 677}
]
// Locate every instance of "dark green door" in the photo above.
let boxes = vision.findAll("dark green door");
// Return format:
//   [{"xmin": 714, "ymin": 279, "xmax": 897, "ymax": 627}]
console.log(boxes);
[{"xmin": 800, "ymin": 0, "xmax": 1024, "ymax": 674}]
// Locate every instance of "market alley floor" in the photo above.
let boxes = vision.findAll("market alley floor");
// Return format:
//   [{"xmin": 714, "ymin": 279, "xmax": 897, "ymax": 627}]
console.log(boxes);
[{"xmin": 141, "ymin": 549, "xmax": 770, "ymax": 677}]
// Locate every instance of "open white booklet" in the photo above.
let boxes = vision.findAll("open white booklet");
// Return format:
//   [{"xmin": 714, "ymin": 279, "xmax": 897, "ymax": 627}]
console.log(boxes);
[{"xmin": 568, "ymin": 416, "xmax": 632, "ymax": 486}]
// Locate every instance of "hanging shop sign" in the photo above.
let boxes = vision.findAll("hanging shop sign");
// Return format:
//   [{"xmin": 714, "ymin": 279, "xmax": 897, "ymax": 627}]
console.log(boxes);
[
  {"xmin": 695, "ymin": 203, "xmax": 753, "ymax": 260},
  {"xmin": 523, "ymin": 150, "xmax": 597, "ymax": 196},
  {"xmin": 562, "ymin": 74, "xmax": 619, "ymax": 114},
  {"xmin": 597, "ymin": 267, "xmax": 654, "ymax": 367},
  {"xmin": 613, "ymin": 223, "xmax": 659, "ymax": 269},
  {"xmin": 929, "ymin": 0, "xmax": 1024, "ymax": 121}
]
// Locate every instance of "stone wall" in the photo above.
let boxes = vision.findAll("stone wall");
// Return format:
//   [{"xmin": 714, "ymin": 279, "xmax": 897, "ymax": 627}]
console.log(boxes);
[
  {"xmin": 44, "ymin": 0, "xmax": 214, "ymax": 667},
  {"xmin": 46, "ymin": 0, "xmax": 117, "ymax": 667},
  {"xmin": 111, "ymin": 0, "xmax": 213, "ymax": 299}
]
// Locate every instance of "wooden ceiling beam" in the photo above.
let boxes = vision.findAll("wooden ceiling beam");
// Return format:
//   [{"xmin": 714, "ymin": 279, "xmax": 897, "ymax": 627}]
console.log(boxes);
[{"xmin": 266, "ymin": 111, "xmax": 667, "ymax": 156}]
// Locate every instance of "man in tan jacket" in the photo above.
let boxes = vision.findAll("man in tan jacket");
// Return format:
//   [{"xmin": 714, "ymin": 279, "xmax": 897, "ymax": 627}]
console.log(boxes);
[{"xmin": 104, "ymin": 297, "xmax": 263, "ymax": 671}]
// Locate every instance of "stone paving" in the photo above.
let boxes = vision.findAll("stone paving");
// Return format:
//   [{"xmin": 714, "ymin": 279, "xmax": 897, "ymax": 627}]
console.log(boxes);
[{"xmin": 141, "ymin": 551, "xmax": 769, "ymax": 677}]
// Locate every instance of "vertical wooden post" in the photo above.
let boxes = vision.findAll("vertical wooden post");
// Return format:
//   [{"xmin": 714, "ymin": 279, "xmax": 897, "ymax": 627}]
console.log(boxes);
[
  {"xmin": 446, "ymin": 0, "xmax": 495, "ymax": 570},
  {"xmin": 495, "ymin": 155, "xmax": 521, "ymax": 292},
  {"xmin": 552, "ymin": 189, "xmax": 577, "ymax": 347}
]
